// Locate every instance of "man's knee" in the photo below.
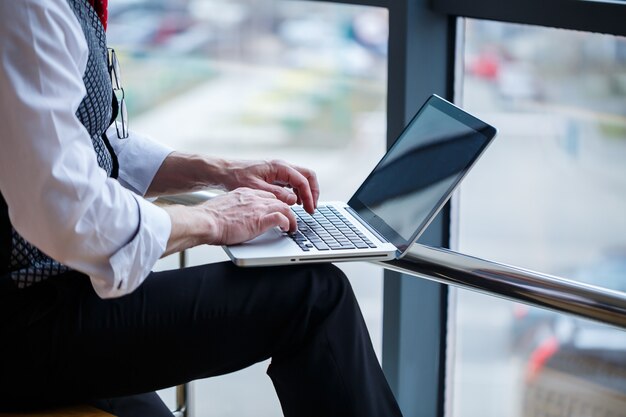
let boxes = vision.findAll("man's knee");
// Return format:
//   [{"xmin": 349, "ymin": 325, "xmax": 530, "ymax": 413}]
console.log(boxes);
[
  {"xmin": 306, "ymin": 262, "xmax": 348, "ymax": 282},
  {"xmin": 272, "ymin": 264, "xmax": 358, "ymax": 353},
  {"xmin": 301, "ymin": 263, "xmax": 356, "ymax": 316},
  {"xmin": 303, "ymin": 262, "xmax": 351, "ymax": 293}
]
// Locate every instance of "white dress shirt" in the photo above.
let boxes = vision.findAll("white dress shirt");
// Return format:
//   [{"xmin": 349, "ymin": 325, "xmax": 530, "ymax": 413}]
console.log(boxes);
[{"xmin": 0, "ymin": 0, "xmax": 174, "ymax": 299}]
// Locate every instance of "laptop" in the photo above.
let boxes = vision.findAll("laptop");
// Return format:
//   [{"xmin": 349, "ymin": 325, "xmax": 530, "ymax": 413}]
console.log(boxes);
[{"xmin": 224, "ymin": 95, "xmax": 497, "ymax": 267}]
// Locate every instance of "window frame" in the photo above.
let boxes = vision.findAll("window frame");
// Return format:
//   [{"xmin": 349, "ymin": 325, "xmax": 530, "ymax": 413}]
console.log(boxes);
[{"xmin": 433, "ymin": 0, "xmax": 626, "ymax": 37}]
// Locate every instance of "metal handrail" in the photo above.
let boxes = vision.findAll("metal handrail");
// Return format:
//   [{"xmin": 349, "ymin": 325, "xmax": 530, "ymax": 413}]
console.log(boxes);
[
  {"xmin": 156, "ymin": 190, "xmax": 219, "ymax": 206},
  {"xmin": 156, "ymin": 192, "xmax": 626, "ymax": 330},
  {"xmin": 380, "ymin": 244, "xmax": 626, "ymax": 330}
]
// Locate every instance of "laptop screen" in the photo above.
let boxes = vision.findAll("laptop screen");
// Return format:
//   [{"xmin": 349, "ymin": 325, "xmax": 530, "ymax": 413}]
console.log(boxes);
[{"xmin": 348, "ymin": 95, "xmax": 496, "ymax": 253}]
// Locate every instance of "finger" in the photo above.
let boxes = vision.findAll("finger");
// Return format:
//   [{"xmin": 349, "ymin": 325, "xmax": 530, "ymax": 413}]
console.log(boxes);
[
  {"xmin": 292, "ymin": 165, "xmax": 320, "ymax": 210},
  {"xmin": 272, "ymin": 163, "xmax": 315, "ymax": 214},
  {"xmin": 260, "ymin": 212, "xmax": 291, "ymax": 234},
  {"xmin": 234, "ymin": 187, "xmax": 276, "ymax": 200},
  {"xmin": 283, "ymin": 204, "xmax": 298, "ymax": 233},
  {"xmin": 267, "ymin": 201, "xmax": 298, "ymax": 233},
  {"xmin": 294, "ymin": 188, "xmax": 302, "ymax": 206},
  {"xmin": 252, "ymin": 181, "xmax": 298, "ymax": 205}
]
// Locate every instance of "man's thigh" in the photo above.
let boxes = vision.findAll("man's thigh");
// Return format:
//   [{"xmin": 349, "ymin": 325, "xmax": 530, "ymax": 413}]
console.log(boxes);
[{"xmin": 0, "ymin": 262, "xmax": 347, "ymax": 408}]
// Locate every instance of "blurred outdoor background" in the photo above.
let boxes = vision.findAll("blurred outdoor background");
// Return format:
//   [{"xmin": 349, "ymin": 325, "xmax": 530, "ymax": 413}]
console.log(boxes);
[
  {"xmin": 453, "ymin": 19, "xmax": 626, "ymax": 417},
  {"xmin": 107, "ymin": 2, "xmax": 626, "ymax": 416}
]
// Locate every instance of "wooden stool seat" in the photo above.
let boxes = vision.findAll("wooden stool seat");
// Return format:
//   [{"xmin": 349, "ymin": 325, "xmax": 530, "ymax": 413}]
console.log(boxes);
[{"xmin": 0, "ymin": 405, "xmax": 114, "ymax": 417}]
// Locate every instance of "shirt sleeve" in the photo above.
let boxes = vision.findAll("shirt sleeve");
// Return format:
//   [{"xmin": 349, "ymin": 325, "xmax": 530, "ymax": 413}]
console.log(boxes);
[
  {"xmin": 0, "ymin": 0, "xmax": 172, "ymax": 299},
  {"xmin": 106, "ymin": 126, "xmax": 174, "ymax": 196}
]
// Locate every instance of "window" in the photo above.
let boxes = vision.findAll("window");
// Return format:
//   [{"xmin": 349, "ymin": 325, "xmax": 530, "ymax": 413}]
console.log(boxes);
[{"xmin": 449, "ymin": 19, "xmax": 626, "ymax": 417}]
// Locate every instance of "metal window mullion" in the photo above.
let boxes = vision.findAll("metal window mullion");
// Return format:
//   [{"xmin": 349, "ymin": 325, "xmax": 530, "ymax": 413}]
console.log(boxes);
[
  {"xmin": 307, "ymin": 0, "xmax": 388, "ymax": 8},
  {"xmin": 382, "ymin": 0, "xmax": 457, "ymax": 416},
  {"xmin": 433, "ymin": 0, "xmax": 626, "ymax": 37}
]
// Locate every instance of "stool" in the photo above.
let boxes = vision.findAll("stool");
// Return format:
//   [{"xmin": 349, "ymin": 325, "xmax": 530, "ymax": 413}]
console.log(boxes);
[{"xmin": 0, "ymin": 405, "xmax": 115, "ymax": 416}]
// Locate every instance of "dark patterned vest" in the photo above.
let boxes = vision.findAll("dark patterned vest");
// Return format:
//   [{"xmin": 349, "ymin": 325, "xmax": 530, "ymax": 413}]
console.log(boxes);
[{"xmin": 0, "ymin": 0, "xmax": 118, "ymax": 288}]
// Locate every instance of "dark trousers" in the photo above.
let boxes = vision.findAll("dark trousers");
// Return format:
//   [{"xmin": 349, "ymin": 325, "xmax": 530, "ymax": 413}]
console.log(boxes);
[{"xmin": 0, "ymin": 262, "xmax": 402, "ymax": 417}]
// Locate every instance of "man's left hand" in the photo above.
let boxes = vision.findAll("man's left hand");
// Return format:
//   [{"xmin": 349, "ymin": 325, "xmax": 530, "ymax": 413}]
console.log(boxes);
[{"xmin": 221, "ymin": 159, "xmax": 319, "ymax": 214}]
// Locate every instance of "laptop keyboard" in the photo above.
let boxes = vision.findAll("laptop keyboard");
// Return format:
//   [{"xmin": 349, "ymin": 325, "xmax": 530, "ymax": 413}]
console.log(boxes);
[{"xmin": 290, "ymin": 206, "xmax": 378, "ymax": 251}]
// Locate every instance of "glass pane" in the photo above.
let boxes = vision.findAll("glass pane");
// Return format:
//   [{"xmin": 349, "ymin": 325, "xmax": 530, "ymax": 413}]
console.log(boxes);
[
  {"xmin": 450, "ymin": 19, "xmax": 626, "ymax": 417},
  {"xmin": 107, "ymin": 1, "xmax": 388, "ymax": 415}
]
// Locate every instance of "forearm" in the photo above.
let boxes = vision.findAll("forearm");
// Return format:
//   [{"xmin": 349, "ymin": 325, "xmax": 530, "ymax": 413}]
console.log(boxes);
[
  {"xmin": 146, "ymin": 155, "xmax": 319, "ymax": 215},
  {"xmin": 146, "ymin": 152, "xmax": 231, "ymax": 198}
]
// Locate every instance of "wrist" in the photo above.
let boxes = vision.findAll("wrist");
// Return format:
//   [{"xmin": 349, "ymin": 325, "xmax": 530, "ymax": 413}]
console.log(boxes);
[
  {"xmin": 198, "ymin": 156, "xmax": 231, "ymax": 190},
  {"xmin": 196, "ymin": 203, "xmax": 222, "ymax": 245},
  {"xmin": 162, "ymin": 204, "xmax": 217, "ymax": 256},
  {"xmin": 148, "ymin": 152, "xmax": 228, "ymax": 196}
]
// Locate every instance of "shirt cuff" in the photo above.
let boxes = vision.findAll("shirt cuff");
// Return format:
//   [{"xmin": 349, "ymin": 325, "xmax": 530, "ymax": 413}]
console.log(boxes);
[
  {"xmin": 106, "ymin": 126, "xmax": 174, "ymax": 196},
  {"xmin": 91, "ymin": 195, "xmax": 172, "ymax": 299}
]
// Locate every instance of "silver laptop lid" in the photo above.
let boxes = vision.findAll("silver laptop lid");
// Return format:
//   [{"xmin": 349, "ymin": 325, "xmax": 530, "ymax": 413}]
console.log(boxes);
[{"xmin": 347, "ymin": 95, "xmax": 497, "ymax": 255}]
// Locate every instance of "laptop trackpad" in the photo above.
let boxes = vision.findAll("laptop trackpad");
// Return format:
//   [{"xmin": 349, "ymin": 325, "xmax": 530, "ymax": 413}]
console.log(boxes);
[
  {"xmin": 244, "ymin": 227, "xmax": 284, "ymax": 245},
  {"xmin": 225, "ymin": 227, "xmax": 302, "ymax": 261}
]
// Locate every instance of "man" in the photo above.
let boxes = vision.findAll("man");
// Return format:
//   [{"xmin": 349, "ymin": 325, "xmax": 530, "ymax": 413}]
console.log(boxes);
[{"xmin": 0, "ymin": 0, "xmax": 403, "ymax": 416}]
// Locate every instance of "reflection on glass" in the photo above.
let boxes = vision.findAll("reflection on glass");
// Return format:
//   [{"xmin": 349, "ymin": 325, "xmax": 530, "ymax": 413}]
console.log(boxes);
[{"xmin": 450, "ymin": 19, "xmax": 626, "ymax": 417}]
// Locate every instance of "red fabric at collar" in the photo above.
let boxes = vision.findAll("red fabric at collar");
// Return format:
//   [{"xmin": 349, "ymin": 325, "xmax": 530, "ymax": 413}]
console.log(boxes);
[{"xmin": 87, "ymin": 0, "xmax": 108, "ymax": 30}]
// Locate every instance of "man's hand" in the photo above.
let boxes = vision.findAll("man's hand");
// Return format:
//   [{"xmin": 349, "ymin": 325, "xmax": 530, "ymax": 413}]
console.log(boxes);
[
  {"xmin": 161, "ymin": 187, "xmax": 298, "ymax": 256},
  {"xmin": 220, "ymin": 159, "xmax": 320, "ymax": 214},
  {"xmin": 200, "ymin": 187, "xmax": 298, "ymax": 244}
]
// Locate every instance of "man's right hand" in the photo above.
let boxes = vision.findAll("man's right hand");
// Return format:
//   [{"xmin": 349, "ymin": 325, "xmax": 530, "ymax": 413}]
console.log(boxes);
[{"xmin": 161, "ymin": 187, "xmax": 298, "ymax": 257}]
